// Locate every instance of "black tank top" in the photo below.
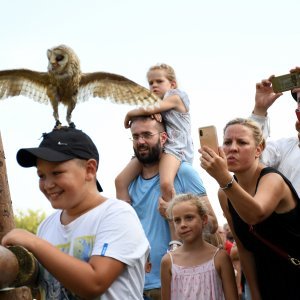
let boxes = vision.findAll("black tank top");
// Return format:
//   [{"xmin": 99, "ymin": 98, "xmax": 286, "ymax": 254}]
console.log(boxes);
[{"xmin": 228, "ymin": 167, "xmax": 300, "ymax": 299}]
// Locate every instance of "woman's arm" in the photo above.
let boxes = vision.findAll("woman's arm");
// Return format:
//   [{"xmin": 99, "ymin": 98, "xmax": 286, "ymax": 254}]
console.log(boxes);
[
  {"xmin": 201, "ymin": 147, "xmax": 293, "ymax": 224},
  {"xmin": 219, "ymin": 192, "xmax": 262, "ymax": 300}
]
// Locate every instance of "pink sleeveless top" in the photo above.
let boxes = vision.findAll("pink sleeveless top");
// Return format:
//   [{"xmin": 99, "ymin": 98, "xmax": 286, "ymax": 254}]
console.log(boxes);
[{"xmin": 169, "ymin": 248, "xmax": 225, "ymax": 300}]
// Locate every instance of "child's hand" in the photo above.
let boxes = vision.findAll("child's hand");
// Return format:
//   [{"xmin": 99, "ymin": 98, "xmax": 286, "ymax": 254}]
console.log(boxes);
[
  {"xmin": 1, "ymin": 229, "xmax": 37, "ymax": 251},
  {"xmin": 158, "ymin": 197, "xmax": 168, "ymax": 218},
  {"xmin": 150, "ymin": 113, "xmax": 162, "ymax": 123}
]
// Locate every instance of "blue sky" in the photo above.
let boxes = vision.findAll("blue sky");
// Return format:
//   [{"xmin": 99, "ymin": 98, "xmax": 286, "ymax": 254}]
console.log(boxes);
[{"xmin": 1, "ymin": 0, "xmax": 299, "ymax": 223}]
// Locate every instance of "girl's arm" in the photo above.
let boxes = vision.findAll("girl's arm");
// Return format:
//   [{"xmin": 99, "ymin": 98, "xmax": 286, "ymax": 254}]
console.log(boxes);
[
  {"xmin": 201, "ymin": 147, "xmax": 295, "ymax": 224},
  {"xmin": 2, "ymin": 229, "xmax": 125, "ymax": 299},
  {"xmin": 160, "ymin": 253, "xmax": 172, "ymax": 300},
  {"xmin": 214, "ymin": 248, "xmax": 239, "ymax": 300},
  {"xmin": 219, "ymin": 192, "xmax": 262, "ymax": 300},
  {"xmin": 124, "ymin": 94, "xmax": 184, "ymax": 128}
]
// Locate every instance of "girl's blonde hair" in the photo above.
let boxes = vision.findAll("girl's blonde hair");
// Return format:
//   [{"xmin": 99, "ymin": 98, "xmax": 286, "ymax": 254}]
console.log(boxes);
[
  {"xmin": 224, "ymin": 117, "xmax": 266, "ymax": 150},
  {"xmin": 147, "ymin": 63, "xmax": 178, "ymax": 88},
  {"xmin": 166, "ymin": 193, "xmax": 208, "ymax": 220}
]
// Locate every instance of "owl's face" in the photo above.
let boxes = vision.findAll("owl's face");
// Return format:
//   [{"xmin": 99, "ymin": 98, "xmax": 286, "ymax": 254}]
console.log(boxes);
[{"xmin": 47, "ymin": 47, "xmax": 69, "ymax": 74}]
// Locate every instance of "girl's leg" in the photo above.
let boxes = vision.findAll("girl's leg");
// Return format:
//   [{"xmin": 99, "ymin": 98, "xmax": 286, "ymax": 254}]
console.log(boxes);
[
  {"xmin": 115, "ymin": 157, "xmax": 142, "ymax": 203},
  {"xmin": 159, "ymin": 153, "xmax": 181, "ymax": 202}
]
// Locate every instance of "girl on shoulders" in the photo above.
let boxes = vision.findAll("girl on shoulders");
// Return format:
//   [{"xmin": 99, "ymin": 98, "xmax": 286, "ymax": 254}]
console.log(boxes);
[{"xmin": 116, "ymin": 64, "xmax": 193, "ymax": 204}]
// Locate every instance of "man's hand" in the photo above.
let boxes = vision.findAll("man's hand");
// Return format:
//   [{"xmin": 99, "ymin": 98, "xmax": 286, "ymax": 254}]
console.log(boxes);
[{"xmin": 254, "ymin": 76, "xmax": 283, "ymax": 116}]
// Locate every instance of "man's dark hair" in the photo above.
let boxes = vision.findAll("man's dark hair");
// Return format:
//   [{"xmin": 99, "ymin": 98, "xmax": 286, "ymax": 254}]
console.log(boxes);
[{"xmin": 130, "ymin": 115, "xmax": 166, "ymax": 132}]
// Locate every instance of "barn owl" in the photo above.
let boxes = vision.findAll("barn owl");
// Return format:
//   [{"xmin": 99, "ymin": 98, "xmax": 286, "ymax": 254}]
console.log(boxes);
[{"xmin": 0, "ymin": 45, "xmax": 159, "ymax": 128}]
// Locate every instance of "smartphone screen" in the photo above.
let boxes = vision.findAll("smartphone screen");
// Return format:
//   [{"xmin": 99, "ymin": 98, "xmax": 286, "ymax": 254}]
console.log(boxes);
[
  {"xmin": 199, "ymin": 125, "xmax": 219, "ymax": 154},
  {"xmin": 271, "ymin": 72, "xmax": 300, "ymax": 93}
]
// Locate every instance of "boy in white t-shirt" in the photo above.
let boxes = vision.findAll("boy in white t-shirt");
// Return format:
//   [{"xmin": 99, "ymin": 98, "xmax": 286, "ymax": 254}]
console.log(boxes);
[{"xmin": 1, "ymin": 126, "xmax": 149, "ymax": 300}]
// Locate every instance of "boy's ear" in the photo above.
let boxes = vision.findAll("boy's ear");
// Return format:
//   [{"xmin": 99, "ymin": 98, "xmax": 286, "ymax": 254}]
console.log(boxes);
[{"xmin": 85, "ymin": 159, "xmax": 98, "ymax": 181}]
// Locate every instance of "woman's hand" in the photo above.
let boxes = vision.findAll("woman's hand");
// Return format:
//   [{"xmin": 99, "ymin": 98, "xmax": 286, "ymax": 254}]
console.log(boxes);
[{"xmin": 199, "ymin": 146, "xmax": 231, "ymax": 185}]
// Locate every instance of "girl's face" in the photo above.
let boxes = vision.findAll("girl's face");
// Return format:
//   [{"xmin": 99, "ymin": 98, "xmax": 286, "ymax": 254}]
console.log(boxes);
[
  {"xmin": 37, "ymin": 159, "xmax": 89, "ymax": 210},
  {"xmin": 222, "ymin": 124, "xmax": 262, "ymax": 173},
  {"xmin": 147, "ymin": 69, "xmax": 176, "ymax": 99},
  {"xmin": 172, "ymin": 201, "xmax": 207, "ymax": 243}
]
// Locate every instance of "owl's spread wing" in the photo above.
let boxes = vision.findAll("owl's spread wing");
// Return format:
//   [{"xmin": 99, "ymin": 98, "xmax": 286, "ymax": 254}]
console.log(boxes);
[
  {"xmin": 78, "ymin": 72, "xmax": 160, "ymax": 106},
  {"xmin": 0, "ymin": 69, "xmax": 52, "ymax": 104}
]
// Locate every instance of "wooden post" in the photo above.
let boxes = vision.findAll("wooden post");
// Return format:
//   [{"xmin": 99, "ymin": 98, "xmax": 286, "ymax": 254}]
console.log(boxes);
[{"xmin": 0, "ymin": 132, "xmax": 33, "ymax": 299}]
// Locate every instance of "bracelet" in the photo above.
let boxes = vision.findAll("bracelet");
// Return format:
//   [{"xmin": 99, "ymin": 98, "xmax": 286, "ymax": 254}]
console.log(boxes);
[{"xmin": 220, "ymin": 176, "xmax": 234, "ymax": 190}]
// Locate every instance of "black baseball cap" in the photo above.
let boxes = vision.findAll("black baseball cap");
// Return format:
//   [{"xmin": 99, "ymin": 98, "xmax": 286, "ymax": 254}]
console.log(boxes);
[{"xmin": 16, "ymin": 127, "xmax": 103, "ymax": 192}]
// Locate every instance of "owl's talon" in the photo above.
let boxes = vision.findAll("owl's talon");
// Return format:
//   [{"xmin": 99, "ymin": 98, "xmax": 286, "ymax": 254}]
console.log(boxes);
[
  {"xmin": 69, "ymin": 122, "xmax": 76, "ymax": 128},
  {"xmin": 54, "ymin": 120, "xmax": 62, "ymax": 129}
]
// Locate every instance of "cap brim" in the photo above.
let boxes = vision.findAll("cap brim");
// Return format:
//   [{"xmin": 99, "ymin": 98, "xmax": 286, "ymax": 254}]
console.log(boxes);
[
  {"xmin": 17, "ymin": 148, "xmax": 74, "ymax": 168},
  {"xmin": 292, "ymin": 91, "xmax": 297, "ymax": 101}
]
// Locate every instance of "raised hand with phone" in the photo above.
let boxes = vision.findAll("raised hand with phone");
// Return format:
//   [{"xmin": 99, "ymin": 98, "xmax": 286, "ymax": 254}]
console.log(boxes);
[{"xmin": 199, "ymin": 125, "xmax": 220, "ymax": 155}]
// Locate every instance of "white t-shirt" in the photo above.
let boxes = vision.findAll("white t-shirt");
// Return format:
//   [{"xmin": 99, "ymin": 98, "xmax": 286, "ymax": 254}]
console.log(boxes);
[
  {"xmin": 250, "ymin": 113, "xmax": 300, "ymax": 196},
  {"xmin": 37, "ymin": 198, "xmax": 150, "ymax": 300}
]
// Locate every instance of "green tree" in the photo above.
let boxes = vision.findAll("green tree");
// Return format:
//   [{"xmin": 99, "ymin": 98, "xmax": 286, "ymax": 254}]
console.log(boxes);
[{"xmin": 14, "ymin": 209, "xmax": 47, "ymax": 234}]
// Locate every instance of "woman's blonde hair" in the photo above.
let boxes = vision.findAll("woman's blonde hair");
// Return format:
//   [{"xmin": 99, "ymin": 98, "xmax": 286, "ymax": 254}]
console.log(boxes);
[
  {"xmin": 224, "ymin": 117, "xmax": 266, "ymax": 150},
  {"xmin": 147, "ymin": 63, "xmax": 178, "ymax": 88},
  {"xmin": 166, "ymin": 193, "xmax": 208, "ymax": 220}
]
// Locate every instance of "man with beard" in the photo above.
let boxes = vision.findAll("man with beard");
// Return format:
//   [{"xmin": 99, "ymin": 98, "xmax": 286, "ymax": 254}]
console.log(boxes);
[{"xmin": 123, "ymin": 115, "xmax": 217, "ymax": 300}]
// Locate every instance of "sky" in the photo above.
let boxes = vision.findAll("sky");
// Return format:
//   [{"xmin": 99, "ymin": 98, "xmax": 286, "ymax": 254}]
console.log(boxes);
[{"xmin": 0, "ymin": 0, "xmax": 299, "ymax": 225}]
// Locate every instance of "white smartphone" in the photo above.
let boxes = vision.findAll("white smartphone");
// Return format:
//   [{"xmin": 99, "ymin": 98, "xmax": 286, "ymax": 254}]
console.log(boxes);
[{"xmin": 199, "ymin": 125, "xmax": 219, "ymax": 154}]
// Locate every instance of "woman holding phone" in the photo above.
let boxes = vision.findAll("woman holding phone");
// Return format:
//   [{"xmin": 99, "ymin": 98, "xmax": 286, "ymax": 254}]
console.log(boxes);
[{"xmin": 199, "ymin": 118, "xmax": 300, "ymax": 300}]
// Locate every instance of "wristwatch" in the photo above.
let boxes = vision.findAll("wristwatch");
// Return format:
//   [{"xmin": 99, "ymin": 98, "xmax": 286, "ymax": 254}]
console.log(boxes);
[{"xmin": 220, "ymin": 176, "xmax": 234, "ymax": 190}]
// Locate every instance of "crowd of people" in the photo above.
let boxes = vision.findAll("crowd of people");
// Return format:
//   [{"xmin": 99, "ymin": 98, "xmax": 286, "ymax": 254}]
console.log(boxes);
[{"xmin": 0, "ymin": 64, "xmax": 300, "ymax": 300}]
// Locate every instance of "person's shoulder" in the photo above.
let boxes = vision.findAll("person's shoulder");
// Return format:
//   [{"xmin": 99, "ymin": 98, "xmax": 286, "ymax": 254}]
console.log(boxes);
[
  {"xmin": 41, "ymin": 210, "xmax": 60, "ymax": 223},
  {"xmin": 178, "ymin": 162, "xmax": 197, "ymax": 174},
  {"xmin": 165, "ymin": 88, "xmax": 187, "ymax": 97},
  {"xmin": 214, "ymin": 247, "xmax": 231, "ymax": 263},
  {"xmin": 37, "ymin": 210, "xmax": 60, "ymax": 234},
  {"xmin": 104, "ymin": 197, "xmax": 134, "ymax": 211},
  {"xmin": 268, "ymin": 136, "xmax": 298, "ymax": 148},
  {"xmin": 161, "ymin": 251, "xmax": 171, "ymax": 266}
]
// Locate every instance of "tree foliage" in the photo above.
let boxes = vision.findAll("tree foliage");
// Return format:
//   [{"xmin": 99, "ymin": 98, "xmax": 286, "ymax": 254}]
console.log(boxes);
[{"xmin": 14, "ymin": 209, "xmax": 47, "ymax": 234}]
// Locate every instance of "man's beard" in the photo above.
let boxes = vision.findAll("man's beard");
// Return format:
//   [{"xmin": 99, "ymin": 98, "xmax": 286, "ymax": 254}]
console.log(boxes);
[{"xmin": 134, "ymin": 142, "xmax": 162, "ymax": 164}]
